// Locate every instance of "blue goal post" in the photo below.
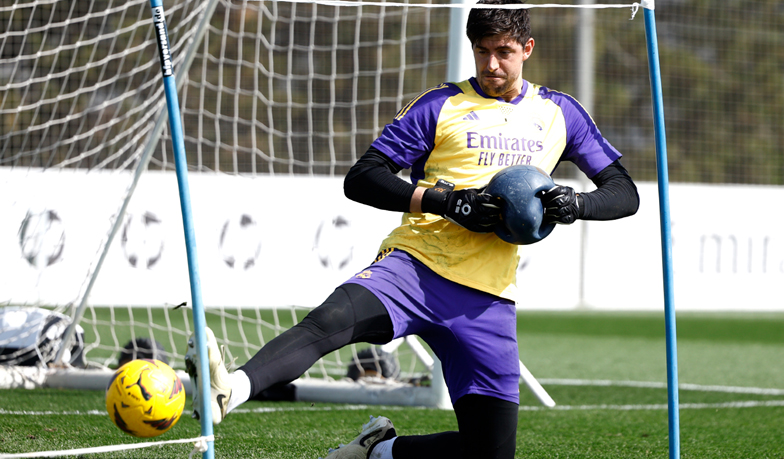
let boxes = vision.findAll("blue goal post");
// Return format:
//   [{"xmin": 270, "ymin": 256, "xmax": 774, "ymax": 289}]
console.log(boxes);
[
  {"xmin": 148, "ymin": 0, "xmax": 216, "ymax": 457},
  {"xmin": 641, "ymin": 2, "xmax": 681, "ymax": 458}
]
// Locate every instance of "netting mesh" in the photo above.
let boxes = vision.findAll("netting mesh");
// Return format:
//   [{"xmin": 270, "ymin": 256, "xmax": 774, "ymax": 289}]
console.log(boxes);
[
  {"xmin": 1, "ymin": 0, "xmax": 452, "ymax": 379},
  {"xmin": 177, "ymin": 0, "xmax": 449, "ymax": 175},
  {"xmin": 0, "ymin": 0, "xmax": 200, "ymax": 170},
  {"xmin": 527, "ymin": 1, "xmax": 784, "ymax": 185}
]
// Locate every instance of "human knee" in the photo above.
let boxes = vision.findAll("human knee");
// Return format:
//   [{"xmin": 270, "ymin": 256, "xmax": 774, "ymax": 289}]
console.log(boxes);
[{"xmin": 297, "ymin": 289, "xmax": 356, "ymax": 338}]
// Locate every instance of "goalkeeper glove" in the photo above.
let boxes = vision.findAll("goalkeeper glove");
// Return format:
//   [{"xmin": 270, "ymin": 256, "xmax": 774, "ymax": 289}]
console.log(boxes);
[
  {"xmin": 541, "ymin": 185, "xmax": 582, "ymax": 225},
  {"xmin": 422, "ymin": 179, "xmax": 502, "ymax": 233}
]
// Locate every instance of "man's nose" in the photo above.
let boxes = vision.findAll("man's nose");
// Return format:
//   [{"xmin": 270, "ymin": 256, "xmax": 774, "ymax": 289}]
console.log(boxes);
[{"xmin": 487, "ymin": 54, "xmax": 500, "ymax": 71}]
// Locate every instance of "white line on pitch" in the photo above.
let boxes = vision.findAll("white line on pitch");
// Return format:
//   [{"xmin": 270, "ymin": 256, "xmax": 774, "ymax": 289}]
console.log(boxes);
[
  {"xmin": 2, "ymin": 380, "xmax": 782, "ymax": 416},
  {"xmin": 0, "ymin": 409, "xmax": 107, "ymax": 416},
  {"xmin": 539, "ymin": 379, "xmax": 784, "ymax": 396},
  {"xmin": 518, "ymin": 400, "xmax": 784, "ymax": 411},
  {"xmin": 4, "ymin": 399, "xmax": 784, "ymax": 417}
]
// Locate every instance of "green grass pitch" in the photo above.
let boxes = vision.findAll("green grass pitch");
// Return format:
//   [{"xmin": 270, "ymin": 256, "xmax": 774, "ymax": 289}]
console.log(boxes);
[{"xmin": 1, "ymin": 311, "xmax": 783, "ymax": 458}]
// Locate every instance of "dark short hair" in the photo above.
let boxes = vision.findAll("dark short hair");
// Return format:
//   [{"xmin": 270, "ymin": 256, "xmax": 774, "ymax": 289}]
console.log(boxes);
[{"xmin": 466, "ymin": 0, "xmax": 531, "ymax": 47}]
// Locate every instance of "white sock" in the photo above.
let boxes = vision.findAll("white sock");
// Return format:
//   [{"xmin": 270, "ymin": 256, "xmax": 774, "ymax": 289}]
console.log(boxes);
[
  {"xmin": 369, "ymin": 438, "xmax": 396, "ymax": 459},
  {"xmin": 226, "ymin": 369, "xmax": 251, "ymax": 413}
]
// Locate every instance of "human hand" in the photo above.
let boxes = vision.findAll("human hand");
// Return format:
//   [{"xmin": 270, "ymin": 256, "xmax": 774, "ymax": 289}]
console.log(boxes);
[
  {"xmin": 443, "ymin": 187, "xmax": 502, "ymax": 232},
  {"xmin": 541, "ymin": 185, "xmax": 580, "ymax": 225},
  {"xmin": 423, "ymin": 180, "xmax": 502, "ymax": 233}
]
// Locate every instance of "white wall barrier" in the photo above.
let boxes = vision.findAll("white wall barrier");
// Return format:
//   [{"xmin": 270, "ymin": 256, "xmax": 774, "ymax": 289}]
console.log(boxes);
[{"xmin": 1, "ymin": 168, "xmax": 782, "ymax": 311}]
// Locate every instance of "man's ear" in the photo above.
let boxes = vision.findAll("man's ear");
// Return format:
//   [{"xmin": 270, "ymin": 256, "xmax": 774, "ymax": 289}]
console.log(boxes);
[{"xmin": 522, "ymin": 37, "xmax": 535, "ymax": 61}]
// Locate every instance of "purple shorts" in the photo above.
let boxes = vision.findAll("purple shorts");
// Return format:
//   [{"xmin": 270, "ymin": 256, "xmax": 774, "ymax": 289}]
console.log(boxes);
[{"xmin": 344, "ymin": 249, "xmax": 520, "ymax": 405}]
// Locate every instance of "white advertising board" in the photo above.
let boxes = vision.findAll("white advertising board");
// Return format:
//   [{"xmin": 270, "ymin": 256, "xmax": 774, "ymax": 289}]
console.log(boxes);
[{"xmin": 1, "ymin": 168, "xmax": 782, "ymax": 311}]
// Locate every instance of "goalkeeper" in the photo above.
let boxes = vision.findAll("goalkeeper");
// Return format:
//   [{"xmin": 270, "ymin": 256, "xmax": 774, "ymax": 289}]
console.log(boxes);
[{"xmin": 186, "ymin": 0, "xmax": 639, "ymax": 458}]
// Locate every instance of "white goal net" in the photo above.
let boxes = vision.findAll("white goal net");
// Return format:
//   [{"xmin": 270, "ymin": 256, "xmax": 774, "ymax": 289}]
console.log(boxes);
[{"xmin": 0, "ymin": 0, "xmax": 454, "ymax": 405}]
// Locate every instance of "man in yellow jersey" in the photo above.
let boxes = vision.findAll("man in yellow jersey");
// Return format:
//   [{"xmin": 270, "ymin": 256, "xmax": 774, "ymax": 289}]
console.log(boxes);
[{"xmin": 185, "ymin": 1, "xmax": 639, "ymax": 458}]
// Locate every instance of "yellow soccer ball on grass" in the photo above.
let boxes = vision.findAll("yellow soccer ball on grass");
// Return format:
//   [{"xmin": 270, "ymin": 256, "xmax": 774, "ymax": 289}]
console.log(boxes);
[{"xmin": 105, "ymin": 359, "xmax": 185, "ymax": 438}]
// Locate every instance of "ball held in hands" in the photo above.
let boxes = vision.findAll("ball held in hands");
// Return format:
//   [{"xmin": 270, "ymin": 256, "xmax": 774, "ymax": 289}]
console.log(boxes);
[{"xmin": 485, "ymin": 165, "xmax": 556, "ymax": 245}]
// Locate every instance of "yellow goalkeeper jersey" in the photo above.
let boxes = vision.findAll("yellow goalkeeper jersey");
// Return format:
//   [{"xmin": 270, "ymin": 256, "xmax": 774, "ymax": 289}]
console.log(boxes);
[{"xmin": 370, "ymin": 78, "xmax": 621, "ymax": 300}]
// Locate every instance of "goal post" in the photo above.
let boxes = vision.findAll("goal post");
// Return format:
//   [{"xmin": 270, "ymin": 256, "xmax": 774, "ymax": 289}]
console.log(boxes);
[
  {"xmin": 641, "ymin": 2, "xmax": 681, "ymax": 457},
  {"xmin": 147, "ymin": 0, "xmax": 217, "ymax": 456}
]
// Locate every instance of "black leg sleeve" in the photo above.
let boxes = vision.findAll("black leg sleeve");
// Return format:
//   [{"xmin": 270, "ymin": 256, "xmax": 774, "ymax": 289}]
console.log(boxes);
[
  {"xmin": 392, "ymin": 394, "xmax": 519, "ymax": 459},
  {"xmin": 238, "ymin": 283, "xmax": 394, "ymax": 398}
]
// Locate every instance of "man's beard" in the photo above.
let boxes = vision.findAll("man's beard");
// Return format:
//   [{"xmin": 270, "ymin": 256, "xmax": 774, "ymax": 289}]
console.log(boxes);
[{"xmin": 479, "ymin": 72, "xmax": 516, "ymax": 98}]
